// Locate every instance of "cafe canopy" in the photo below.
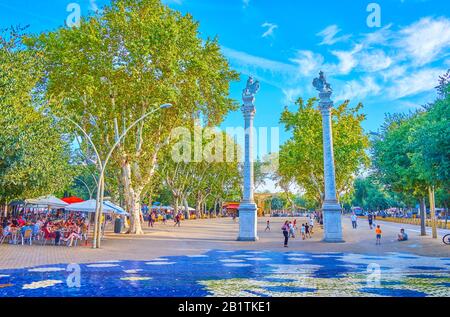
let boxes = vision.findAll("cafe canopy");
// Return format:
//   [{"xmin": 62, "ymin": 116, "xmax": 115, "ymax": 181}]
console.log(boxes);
[
  {"xmin": 61, "ymin": 196, "xmax": 85, "ymax": 204},
  {"xmin": 65, "ymin": 199, "xmax": 117, "ymax": 213},
  {"xmin": 25, "ymin": 195, "xmax": 69, "ymax": 209},
  {"xmin": 65, "ymin": 199, "xmax": 129, "ymax": 216},
  {"xmin": 104, "ymin": 201, "xmax": 129, "ymax": 216},
  {"xmin": 180, "ymin": 206, "xmax": 195, "ymax": 212}
]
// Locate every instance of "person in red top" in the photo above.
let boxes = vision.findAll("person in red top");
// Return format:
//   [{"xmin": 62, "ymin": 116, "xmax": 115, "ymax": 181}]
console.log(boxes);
[
  {"xmin": 17, "ymin": 216, "xmax": 25, "ymax": 227},
  {"xmin": 174, "ymin": 213, "xmax": 181, "ymax": 227}
]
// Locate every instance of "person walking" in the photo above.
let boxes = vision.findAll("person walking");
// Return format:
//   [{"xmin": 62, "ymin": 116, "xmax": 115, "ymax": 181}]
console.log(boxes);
[
  {"xmin": 148, "ymin": 212, "xmax": 155, "ymax": 228},
  {"xmin": 309, "ymin": 217, "xmax": 314, "ymax": 234},
  {"xmin": 282, "ymin": 221, "xmax": 289, "ymax": 247},
  {"xmin": 368, "ymin": 212, "xmax": 374, "ymax": 230},
  {"xmin": 174, "ymin": 213, "xmax": 181, "ymax": 227},
  {"xmin": 265, "ymin": 220, "xmax": 271, "ymax": 232},
  {"xmin": 301, "ymin": 224, "xmax": 306, "ymax": 240},
  {"xmin": 305, "ymin": 223, "xmax": 311, "ymax": 238},
  {"xmin": 351, "ymin": 213, "xmax": 358, "ymax": 229},
  {"xmin": 375, "ymin": 225, "xmax": 382, "ymax": 245},
  {"xmin": 289, "ymin": 221, "xmax": 296, "ymax": 238}
]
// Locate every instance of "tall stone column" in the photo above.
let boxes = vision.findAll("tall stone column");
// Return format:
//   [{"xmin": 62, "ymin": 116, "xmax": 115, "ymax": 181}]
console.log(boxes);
[
  {"xmin": 238, "ymin": 77, "xmax": 260, "ymax": 241},
  {"xmin": 313, "ymin": 71, "xmax": 344, "ymax": 243}
]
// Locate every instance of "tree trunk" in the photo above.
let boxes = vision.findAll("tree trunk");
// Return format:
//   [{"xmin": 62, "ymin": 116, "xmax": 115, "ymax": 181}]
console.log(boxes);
[
  {"xmin": 419, "ymin": 197, "xmax": 427, "ymax": 236},
  {"xmin": 196, "ymin": 197, "xmax": 202, "ymax": 218},
  {"xmin": 183, "ymin": 197, "xmax": 190, "ymax": 220},
  {"xmin": 428, "ymin": 186, "xmax": 437, "ymax": 239},
  {"xmin": 445, "ymin": 202, "xmax": 448, "ymax": 227},
  {"xmin": 128, "ymin": 187, "xmax": 144, "ymax": 235},
  {"xmin": 214, "ymin": 198, "xmax": 218, "ymax": 217},
  {"xmin": 174, "ymin": 196, "xmax": 179, "ymax": 216}
]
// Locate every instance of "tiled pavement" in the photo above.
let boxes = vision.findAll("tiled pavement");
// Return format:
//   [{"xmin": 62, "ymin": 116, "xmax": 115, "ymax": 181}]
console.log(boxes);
[{"xmin": 1, "ymin": 217, "xmax": 449, "ymax": 297}]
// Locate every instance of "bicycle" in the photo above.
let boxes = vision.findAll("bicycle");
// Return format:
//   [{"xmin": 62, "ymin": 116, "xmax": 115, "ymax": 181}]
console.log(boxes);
[{"xmin": 443, "ymin": 234, "xmax": 450, "ymax": 245}]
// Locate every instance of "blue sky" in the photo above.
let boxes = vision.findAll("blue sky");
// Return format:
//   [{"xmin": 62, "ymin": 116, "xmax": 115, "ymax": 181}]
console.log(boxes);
[{"xmin": 1, "ymin": 0, "xmax": 449, "ymax": 146}]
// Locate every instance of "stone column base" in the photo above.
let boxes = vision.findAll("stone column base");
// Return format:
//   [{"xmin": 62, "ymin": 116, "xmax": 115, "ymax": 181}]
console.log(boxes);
[
  {"xmin": 322, "ymin": 202, "xmax": 344, "ymax": 243},
  {"xmin": 237, "ymin": 203, "xmax": 259, "ymax": 241}
]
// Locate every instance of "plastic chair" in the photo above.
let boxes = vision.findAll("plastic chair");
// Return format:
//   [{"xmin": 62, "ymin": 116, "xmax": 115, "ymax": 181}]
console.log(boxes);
[
  {"xmin": 0, "ymin": 229, "xmax": 11, "ymax": 245},
  {"xmin": 21, "ymin": 229, "xmax": 33, "ymax": 245}
]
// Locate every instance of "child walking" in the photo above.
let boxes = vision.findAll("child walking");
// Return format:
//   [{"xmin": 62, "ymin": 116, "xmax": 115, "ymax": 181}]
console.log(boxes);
[
  {"xmin": 265, "ymin": 220, "xmax": 271, "ymax": 232},
  {"xmin": 375, "ymin": 225, "xmax": 382, "ymax": 245},
  {"xmin": 305, "ymin": 223, "xmax": 311, "ymax": 238}
]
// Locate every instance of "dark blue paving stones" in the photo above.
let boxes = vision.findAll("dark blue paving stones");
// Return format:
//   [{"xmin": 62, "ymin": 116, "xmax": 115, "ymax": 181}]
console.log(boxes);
[
  {"xmin": 407, "ymin": 274, "xmax": 446, "ymax": 279},
  {"xmin": 263, "ymin": 286, "xmax": 316, "ymax": 293},
  {"xmin": 360, "ymin": 288, "xmax": 428, "ymax": 297},
  {"xmin": 0, "ymin": 250, "xmax": 448, "ymax": 297},
  {"xmin": 409, "ymin": 266, "xmax": 447, "ymax": 271},
  {"xmin": 437, "ymin": 282, "xmax": 450, "ymax": 287}
]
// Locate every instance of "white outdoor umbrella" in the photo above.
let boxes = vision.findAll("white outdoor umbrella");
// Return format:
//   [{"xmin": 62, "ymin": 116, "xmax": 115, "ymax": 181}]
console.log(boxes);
[
  {"xmin": 65, "ymin": 199, "xmax": 116, "ymax": 213},
  {"xmin": 25, "ymin": 195, "xmax": 69, "ymax": 209},
  {"xmin": 104, "ymin": 201, "xmax": 130, "ymax": 216}
]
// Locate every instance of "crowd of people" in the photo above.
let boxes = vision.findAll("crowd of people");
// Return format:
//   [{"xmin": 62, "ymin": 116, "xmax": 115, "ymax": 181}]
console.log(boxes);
[
  {"xmin": 146, "ymin": 211, "xmax": 183, "ymax": 228},
  {"xmin": 276, "ymin": 211, "xmax": 411, "ymax": 247},
  {"xmin": 279, "ymin": 214, "xmax": 317, "ymax": 247},
  {"xmin": 0, "ymin": 213, "xmax": 89, "ymax": 247},
  {"xmin": 350, "ymin": 212, "xmax": 409, "ymax": 245}
]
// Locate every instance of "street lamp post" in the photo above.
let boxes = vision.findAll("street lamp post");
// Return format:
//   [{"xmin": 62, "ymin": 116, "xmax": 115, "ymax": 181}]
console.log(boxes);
[
  {"xmin": 67, "ymin": 103, "xmax": 173, "ymax": 249},
  {"xmin": 312, "ymin": 71, "xmax": 344, "ymax": 243}
]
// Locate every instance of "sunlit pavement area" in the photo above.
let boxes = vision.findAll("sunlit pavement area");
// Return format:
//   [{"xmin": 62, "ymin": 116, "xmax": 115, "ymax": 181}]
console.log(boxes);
[{"xmin": 1, "ymin": 217, "xmax": 449, "ymax": 297}]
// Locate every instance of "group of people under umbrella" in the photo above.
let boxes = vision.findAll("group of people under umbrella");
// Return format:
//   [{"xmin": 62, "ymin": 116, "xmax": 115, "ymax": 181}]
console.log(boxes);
[{"xmin": 0, "ymin": 195, "xmax": 129, "ymax": 247}]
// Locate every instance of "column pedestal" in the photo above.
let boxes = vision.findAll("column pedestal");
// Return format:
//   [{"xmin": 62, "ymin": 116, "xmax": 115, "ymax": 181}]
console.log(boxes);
[
  {"xmin": 238, "ymin": 203, "xmax": 259, "ymax": 241},
  {"xmin": 322, "ymin": 201, "xmax": 344, "ymax": 243}
]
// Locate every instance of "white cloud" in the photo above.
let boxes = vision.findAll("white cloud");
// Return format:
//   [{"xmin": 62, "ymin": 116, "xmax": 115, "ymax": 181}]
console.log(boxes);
[
  {"xmin": 361, "ymin": 24, "xmax": 393, "ymax": 47},
  {"xmin": 330, "ymin": 44, "xmax": 363, "ymax": 75},
  {"xmin": 282, "ymin": 88, "xmax": 304, "ymax": 105},
  {"xmin": 289, "ymin": 50, "xmax": 324, "ymax": 76},
  {"xmin": 335, "ymin": 76, "xmax": 381, "ymax": 101},
  {"xmin": 222, "ymin": 46, "xmax": 295, "ymax": 75},
  {"xmin": 89, "ymin": 0, "xmax": 101, "ymax": 12},
  {"xmin": 223, "ymin": 16, "xmax": 450, "ymax": 106},
  {"xmin": 358, "ymin": 50, "xmax": 392, "ymax": 72},
  {"xmin": 380, "ymin": 65, "xmax": 407, "ymax": 81},
  {"xmin": 317, "ymin": 25, "xmax": 351, "ymax": 45},
  {"xmin": 261, "ymin": 22, "xmax": 278, "ymax": 38},
  {"xmin": 387, "ymin": 68, "xmax": 443, "ymax": 99},
  {"xmin": 243, "ymin": 0, "xmax": 250, "ymax": 8},
  {"xmin": 396, "ymin": 17, "xmax": 450, "ymax": 66}
]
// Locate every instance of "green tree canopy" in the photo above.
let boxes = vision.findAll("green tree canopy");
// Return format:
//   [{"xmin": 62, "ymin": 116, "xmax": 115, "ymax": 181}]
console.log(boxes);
[
  {"xmin": 0, "ymin": 28, "xmax": 72, "ymax": 203},
  {"xmin": 279, "ymin": 97, "xmax": 369, "ymax": 205},
  {"xmin": 27, "ymin": 0, "xmax": 239, "ymax": 233}
]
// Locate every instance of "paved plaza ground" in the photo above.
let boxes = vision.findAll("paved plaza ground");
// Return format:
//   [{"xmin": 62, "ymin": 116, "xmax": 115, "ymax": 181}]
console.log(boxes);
[{"xmin": 0, "ymin": 217, "xmax": 449, "ymax": 297}]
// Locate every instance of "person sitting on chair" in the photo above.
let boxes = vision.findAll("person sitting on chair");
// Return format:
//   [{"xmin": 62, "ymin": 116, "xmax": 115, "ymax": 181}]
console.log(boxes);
[{"xmin": 398, "ymin": 228, "xmax": 408, "ymax": 241}]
